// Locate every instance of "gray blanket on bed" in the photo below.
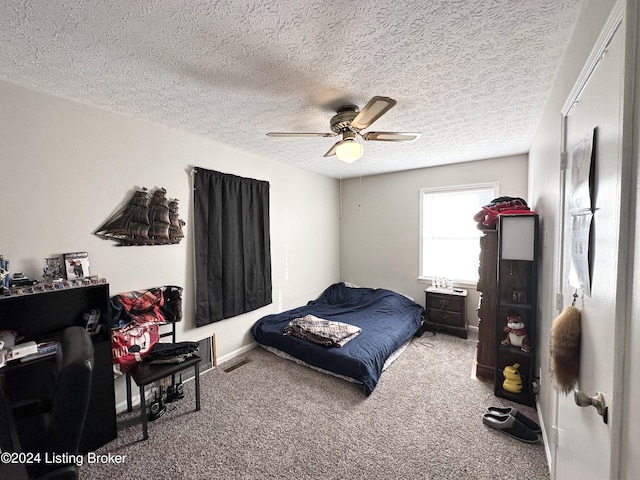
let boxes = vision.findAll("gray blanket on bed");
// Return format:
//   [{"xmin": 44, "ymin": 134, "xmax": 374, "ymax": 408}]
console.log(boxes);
[{"xmin": 283, "ymin": 315, "xmax": 361, "ymax": 347}]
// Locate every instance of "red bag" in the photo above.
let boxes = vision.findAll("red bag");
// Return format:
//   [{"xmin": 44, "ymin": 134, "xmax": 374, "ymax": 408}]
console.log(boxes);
[{"xmin": 111, "ymin": 322, "xmax": 160, "ymax": 375}]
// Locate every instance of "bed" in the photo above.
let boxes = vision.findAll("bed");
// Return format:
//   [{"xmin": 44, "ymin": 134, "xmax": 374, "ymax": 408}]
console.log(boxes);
[{"xmin": 251, "ymin": 282, "xmax": 424, "ymax": 395}]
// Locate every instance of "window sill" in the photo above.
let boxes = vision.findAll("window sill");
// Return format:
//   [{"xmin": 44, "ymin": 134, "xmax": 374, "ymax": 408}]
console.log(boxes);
[{"xmin": 418, "ymin": 277, "xmax": 478, "ymax": 289}]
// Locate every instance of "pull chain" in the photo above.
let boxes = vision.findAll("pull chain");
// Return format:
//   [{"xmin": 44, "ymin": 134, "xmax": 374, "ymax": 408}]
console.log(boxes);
[{"xmin": 571, "ymin": 289, "xmax": 579, "ymax": 307}]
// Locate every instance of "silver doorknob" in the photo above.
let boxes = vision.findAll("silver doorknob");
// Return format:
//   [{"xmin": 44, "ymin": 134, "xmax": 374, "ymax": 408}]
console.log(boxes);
[{"xmin": 574, "ymin": 390, "xmax": 608, "ymax": 424}]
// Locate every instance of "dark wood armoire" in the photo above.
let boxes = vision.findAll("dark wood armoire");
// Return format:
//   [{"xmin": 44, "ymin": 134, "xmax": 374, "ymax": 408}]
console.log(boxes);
[{"xmin": 475, "ymin": 230, "xmax": 498, "ymax": 382}]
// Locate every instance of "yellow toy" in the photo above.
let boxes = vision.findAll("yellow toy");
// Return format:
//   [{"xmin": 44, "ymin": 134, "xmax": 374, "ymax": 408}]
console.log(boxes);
[{"xmin": 502, "ymin": 363, "xmax": 523, "ymax": 393}]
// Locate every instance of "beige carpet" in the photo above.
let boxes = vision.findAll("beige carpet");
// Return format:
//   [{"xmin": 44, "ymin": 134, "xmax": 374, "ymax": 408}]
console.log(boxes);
[{"xmin": 80, "ymin": 331, "xmax": 549, "ymax": 480}]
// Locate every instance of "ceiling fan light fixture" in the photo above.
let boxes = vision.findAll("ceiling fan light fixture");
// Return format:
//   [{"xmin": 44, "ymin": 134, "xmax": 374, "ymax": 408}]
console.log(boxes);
[
  {"xmin": 335, "ymin": 139, "xmax": 363, "ymax": 163},
  {"xmin": 266, "ymin": 96, "xmax": 420, "ymax": 161}
]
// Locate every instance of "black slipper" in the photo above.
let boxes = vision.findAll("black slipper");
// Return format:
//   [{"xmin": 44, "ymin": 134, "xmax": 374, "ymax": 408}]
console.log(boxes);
[
  {"xmin": 482, "ymin": 413, "xmax": 540, "ymax": 443},
  {"xmin": 486, "ymin": 406, "xmax": 541, "ymax": 434}
]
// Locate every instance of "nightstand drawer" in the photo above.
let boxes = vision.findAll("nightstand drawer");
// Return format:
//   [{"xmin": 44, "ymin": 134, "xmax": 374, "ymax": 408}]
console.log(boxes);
[
  {"xmin": 426, "ymin": 307, "xmax": 463, "ymax": 327},
  {"xmin": 426, "ymin": 293, "xmax": 464, "ymax": 313}
]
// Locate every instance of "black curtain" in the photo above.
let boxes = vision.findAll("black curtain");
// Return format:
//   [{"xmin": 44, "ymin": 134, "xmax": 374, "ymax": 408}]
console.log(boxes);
[{"xmin": 193, "ymin": 168, "xmax": 272, "ymax": 326}]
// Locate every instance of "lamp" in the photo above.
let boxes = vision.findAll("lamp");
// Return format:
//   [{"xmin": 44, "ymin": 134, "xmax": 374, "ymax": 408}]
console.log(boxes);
[
  {"xmin": 499, "ymin": 215, "xmax": 536, "ymax": 261},
  {"xmin": 335, "ymin": 139, "xmax": 363, "ymax": 163},
  {"xmin": 335, "ymin": 130, "xmax": 363, "ymax": 163}
]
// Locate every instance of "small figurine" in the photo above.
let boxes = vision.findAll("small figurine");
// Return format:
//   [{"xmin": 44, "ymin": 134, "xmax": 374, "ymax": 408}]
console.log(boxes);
[
  {"xmin": 503, "ymin": 363, "xmax": 524, "ymax": 393},
  {"xmin": 501, "ymin": 314, "xmax": 530, "ymax": 352}
]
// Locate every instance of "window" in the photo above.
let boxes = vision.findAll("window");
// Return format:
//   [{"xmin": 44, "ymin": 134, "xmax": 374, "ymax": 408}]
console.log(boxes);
[{"xmin": 420, "ymin": 183, "xmax": 497, "ymax": 284}]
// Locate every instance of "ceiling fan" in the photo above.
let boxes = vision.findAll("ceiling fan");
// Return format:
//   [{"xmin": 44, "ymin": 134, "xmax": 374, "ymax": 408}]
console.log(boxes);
[{"xmin": 266, "ymin": 96, "xmax": 421, "ymax": 163}]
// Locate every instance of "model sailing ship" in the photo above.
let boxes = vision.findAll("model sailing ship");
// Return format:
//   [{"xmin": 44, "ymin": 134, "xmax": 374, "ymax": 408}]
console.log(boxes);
[{"xmin": 94, "ymin": 188, "xmax": 185, "ymax": 245}]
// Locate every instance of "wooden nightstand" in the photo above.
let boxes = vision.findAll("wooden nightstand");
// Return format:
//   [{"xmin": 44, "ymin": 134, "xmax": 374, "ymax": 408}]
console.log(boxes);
[{"xmin": 424, "ymin": 287, "xmax": 468, "ymax": 338}]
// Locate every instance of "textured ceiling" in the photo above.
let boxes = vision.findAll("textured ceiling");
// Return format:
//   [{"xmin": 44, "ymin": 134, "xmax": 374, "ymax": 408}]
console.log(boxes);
[{"xmin": 0, "ymin": 0, "xmax": 585, "ymax": 178}]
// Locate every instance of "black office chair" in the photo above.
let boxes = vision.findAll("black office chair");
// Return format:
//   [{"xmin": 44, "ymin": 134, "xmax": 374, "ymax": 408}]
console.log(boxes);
[
  {"xmin": 12, "ymin": 326, "xmax": 93, "ymax": 480},
  {"xmin": 125, "ymin": 321, "xmax": 201, "ymax": 440}
]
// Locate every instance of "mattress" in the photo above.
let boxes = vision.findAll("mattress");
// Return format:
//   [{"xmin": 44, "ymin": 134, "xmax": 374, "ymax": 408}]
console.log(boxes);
[{"xmin": 251, "ymin": 282, "xmax": 424, "ymax": 395}]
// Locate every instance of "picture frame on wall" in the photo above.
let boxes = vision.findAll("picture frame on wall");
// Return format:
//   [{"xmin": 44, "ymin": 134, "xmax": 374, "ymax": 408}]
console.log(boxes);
[{"xmin": 64, "ymin": 252, "xmax": 90, "ymax": 280}]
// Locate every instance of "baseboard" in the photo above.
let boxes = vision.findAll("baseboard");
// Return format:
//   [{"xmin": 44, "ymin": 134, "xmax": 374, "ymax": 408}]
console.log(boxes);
[
  {"xmin": 536, "ymin": 396, "xmax": 552, "ymax": 478},
  {"xmin": 115, "ymin": 385, "xmax": 152, "ymax": 413},
  {"xmin": 216, "ymin": 341, "xmax": 258, "ymax": 365}
]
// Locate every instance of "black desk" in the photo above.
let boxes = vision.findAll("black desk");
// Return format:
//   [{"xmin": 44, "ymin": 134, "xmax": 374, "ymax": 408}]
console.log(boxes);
[
  {"xmin": 0, "ymin": 378, "xmax": 29, "ymax": 480},
  {"xmin": 0, "ymin": 284, "xmax": 117, "ymax": 453}
]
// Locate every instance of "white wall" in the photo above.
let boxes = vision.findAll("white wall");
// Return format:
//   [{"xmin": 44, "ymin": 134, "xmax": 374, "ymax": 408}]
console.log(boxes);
[
  {"xmin": 0, "ymin": 80, "xmax": 340, "ymax": 361},
  {"xmin": 339, "ymin": 154, "xmax": 528, "ymax": 322}
]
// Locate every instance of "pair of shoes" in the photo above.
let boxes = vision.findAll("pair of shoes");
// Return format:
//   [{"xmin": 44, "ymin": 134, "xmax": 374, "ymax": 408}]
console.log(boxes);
[
  {"xmin": 482, "ymin": 407, "xmax": 541, "ymax": 444},
  {"xmin": 486, "ymin": 406, "xmax": 541, "ymax": 434}
]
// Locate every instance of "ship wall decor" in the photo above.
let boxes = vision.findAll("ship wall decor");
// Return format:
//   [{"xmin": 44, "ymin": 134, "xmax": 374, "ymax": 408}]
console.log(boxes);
[{"xmin": 94, "ymin": 187, "xmax": 185, "ymax": 246}]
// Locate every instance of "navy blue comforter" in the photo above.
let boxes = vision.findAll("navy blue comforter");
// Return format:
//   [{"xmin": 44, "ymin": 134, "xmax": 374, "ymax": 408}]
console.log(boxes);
[{"xmin": 251, "ymin": 283, "xmax": 423, "ymax": 395}]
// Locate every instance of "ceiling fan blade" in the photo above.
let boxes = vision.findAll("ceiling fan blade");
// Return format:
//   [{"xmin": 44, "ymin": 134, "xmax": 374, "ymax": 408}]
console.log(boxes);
[
  {"xmin": 266, "ymin": 132, "xmax": 337, "ymax": 138},
  {"xmin": 361, "ymin": 131, "xmax": 422, "ymax": 142},
  {"xmin": 323, "ymin": 141, "xmax": 340, "ymax": 157},
  {"xmin": 350, "ymin": 96, "xmax": 397, "ymax": 130}
]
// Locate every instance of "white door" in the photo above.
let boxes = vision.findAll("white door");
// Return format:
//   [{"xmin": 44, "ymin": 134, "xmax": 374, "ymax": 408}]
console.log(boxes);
[{"xmin": 555, "ymin": 3, "xmax": 630, "ymax": 479}]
